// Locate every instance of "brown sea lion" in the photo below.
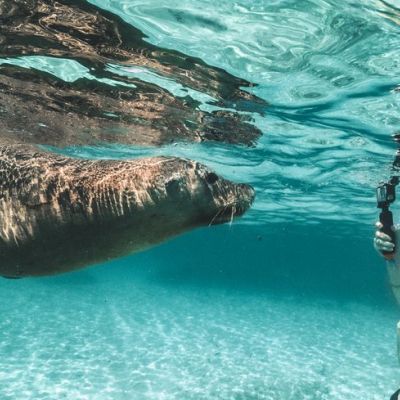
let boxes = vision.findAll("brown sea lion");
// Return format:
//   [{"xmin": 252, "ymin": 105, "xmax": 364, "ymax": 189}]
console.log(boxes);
[{"xmin": 0, "ymin": 144, "xmax": 254, "ymax": 277}]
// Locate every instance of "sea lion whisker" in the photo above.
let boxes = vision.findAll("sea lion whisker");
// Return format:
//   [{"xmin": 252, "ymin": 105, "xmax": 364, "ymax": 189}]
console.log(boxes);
[
  {"xmin": 229, "ymin": 205, "xmax": 236, "ymax": 226},
  {"xmin": 208, "ymin": 206, "xmax": 226, "ymax": 226},
  {"xmin": 208, "ymin": 201, "xmax": 238, "ymax": 226}
]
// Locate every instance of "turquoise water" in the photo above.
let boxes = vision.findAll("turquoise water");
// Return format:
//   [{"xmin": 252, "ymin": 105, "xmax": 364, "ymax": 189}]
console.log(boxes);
[{"xmin": 1, "ymin": 0, "xmax": 400, "ymax": 398}]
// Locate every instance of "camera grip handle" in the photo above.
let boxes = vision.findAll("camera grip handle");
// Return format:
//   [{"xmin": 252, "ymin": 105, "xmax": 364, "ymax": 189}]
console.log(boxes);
[{"xmin": 380, "ymin": 209, "xmax": 396, "ymax": 255}]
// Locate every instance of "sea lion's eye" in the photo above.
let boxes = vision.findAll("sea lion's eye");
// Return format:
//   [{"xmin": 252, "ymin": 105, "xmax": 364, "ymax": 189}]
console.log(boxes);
[{"xmin": 206, "ymin": 173, "xmax": 219, "ymax": 185}]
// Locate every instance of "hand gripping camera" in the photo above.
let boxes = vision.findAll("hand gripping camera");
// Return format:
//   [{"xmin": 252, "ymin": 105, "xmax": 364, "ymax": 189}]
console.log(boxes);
[
  {"xmin": 376, "ymin": 135, "xmax": 400, "ymax": 256},
  {"xmin": 376, "ymin": 177, "xmax": 399, "ymax": 257}
]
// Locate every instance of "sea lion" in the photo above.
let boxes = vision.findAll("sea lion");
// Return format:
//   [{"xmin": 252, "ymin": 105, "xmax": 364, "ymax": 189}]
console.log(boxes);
[{"xmin": 0, "ymin": 144, "xmax": 254, "ymax": 277}]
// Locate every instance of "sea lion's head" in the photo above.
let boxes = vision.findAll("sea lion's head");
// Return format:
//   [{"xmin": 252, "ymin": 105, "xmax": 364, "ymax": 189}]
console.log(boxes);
[
  {"xmin": 100, "ymin": 156, "xmax": 255, "ymax": 238},
  {"xmin": 160, "ymin": 159, "xmax": 255, "ymax": 227}
]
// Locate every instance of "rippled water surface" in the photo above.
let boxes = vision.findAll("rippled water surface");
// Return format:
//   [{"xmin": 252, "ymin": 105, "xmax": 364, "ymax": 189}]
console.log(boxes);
[
  {"xmin": 81, "ymin": 0, "xmax": 400, "ymax": 226},
  {"xmin": 1, "ymin": 0, "xmax": 400, "ymax": 398}
]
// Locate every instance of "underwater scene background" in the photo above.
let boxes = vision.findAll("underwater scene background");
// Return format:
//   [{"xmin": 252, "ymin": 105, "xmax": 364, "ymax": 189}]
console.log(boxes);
[{"xmin": 1, "ymin": 0, "xmax": 400, "ymax": 398}]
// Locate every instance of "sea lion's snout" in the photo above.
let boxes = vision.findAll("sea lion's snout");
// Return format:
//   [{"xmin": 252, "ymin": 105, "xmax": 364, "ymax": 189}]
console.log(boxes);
[
  {"xmin": 210, "ymin": 182, "xmax": 255, "ymax": 225},
  {"xmin": 234, "ymin": 183, "xmax": 256, "ymax": 216},
  {"xmin": 194, "ymin": 164, "xmax": 255, "ymax": 225}
]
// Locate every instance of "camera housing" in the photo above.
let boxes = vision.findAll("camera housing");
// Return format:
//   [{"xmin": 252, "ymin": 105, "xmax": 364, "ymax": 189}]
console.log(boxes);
[{"xmin": 377, "ymin": 182, "xmax": 396, "ymax": 209}]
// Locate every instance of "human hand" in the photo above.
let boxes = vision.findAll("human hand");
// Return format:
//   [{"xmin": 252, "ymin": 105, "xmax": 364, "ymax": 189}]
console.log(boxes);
[{"xmin": 374, "ymin": 221, "xmax": 395, "ymax": 259}]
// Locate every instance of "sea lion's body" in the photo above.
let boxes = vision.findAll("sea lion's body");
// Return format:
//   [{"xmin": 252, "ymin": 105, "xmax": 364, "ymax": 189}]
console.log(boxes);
[{"xmin": 0, "ymin": 144, "xmax": 254, "ymax": 277}]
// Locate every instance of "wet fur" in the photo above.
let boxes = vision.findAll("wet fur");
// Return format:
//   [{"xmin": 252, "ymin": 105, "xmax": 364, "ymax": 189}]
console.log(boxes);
[{"xmin": 0, "ymin": 144, "xmax": 254, "ymax": 277}]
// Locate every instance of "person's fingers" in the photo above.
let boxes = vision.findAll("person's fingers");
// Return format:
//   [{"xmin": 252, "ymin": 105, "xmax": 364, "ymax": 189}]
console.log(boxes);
[
  {"xmin": 381, "ymin": 244, "xmax": 395, "ymax": 252},
  {"xmin": 374, "ymin": 238, "xmax": 395, "ymax": 251},
  {"xmin": 375, "ymin": 231, "xmax": 393, "ymax": 242},
  {"xmin": 374, "ymin": 237, "xmax": 394, "ymax": 248},
  {"xmin": 375, "ymin": 221, "xmax": 383, "ymax": 229},
  {"xmin": 375, "ymin": 221, "xmax": 396, "ymax": 231}
]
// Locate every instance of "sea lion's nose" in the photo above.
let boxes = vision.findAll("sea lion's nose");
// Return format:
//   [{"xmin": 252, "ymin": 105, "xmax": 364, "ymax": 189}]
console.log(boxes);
[
  {"xmin": 231, "ymin": 183, "xmax": 255, "ymax": 217},
  {"xmin": 237, "ymin": 183, "xmax": 255, "ymax": 205}
]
